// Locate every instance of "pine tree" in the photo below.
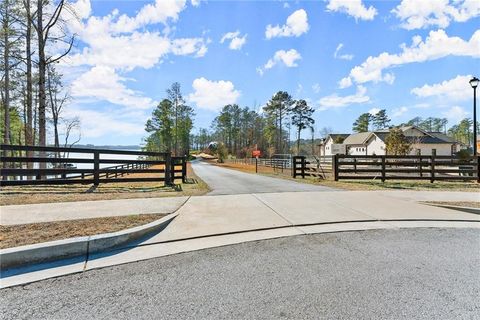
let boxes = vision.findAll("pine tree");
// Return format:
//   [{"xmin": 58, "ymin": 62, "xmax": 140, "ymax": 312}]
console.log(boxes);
[
  {"xmin": 291, "ymin": 99, "xmax": 315, "ymax": 155},
  {"xmin": 145, "ymin": 99, "xmax": 174, "ymax": 152},
  {"xmin": 372, "ymin": 109, "xmax": 390, "ymax": 130},
  {"xmin": 352, "ymin": 113, "xmax": 372, "ymax": 133}
]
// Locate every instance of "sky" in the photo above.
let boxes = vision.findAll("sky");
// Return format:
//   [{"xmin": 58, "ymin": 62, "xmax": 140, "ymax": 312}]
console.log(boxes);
[{"xmin": 57, "ymin": 0, "xmax": 480, "ymax": 145}]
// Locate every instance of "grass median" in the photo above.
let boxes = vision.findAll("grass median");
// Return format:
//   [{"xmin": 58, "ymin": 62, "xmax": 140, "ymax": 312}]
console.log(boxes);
[{"xmin": 0, "ymin": 213, "xmax": 167, "ymax": 249}]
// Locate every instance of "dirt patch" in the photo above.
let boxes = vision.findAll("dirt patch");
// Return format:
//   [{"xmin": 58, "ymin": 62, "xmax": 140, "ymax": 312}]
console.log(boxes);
[
  {"xmin": 0, "ymin": 213, "xmax": 167, "ymax": 249},
  {"xmin": 422, "ymin": 201, "xmax": 480, "ymax": 209},
  {"xmin": 0, "ymin": 163, "xmax": 209, "ymax": 206}
]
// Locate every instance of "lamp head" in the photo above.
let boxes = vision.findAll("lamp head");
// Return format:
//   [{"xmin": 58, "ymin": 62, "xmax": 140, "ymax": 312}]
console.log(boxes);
[{"xmin": 470, "ymin": 76, "xmax": 479, "ymax": 89}]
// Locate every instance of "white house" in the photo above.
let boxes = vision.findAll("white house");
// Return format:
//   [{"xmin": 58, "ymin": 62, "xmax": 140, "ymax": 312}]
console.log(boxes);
[
  {"xmin": 341, "ymin": 126, "xmax": 462, "ymax": 156},
  {"xmin": 319, "ymin": 134, "xmax": 349, "ymax": 156}
]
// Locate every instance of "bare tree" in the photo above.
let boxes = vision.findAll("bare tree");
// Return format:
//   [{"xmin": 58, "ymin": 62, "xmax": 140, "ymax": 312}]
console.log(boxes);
[
  {"xmin": 34, "ymin": 0, "xmax": 75, "ymax": 149},
  {"xmin": 23, "ymin": 0, "xmax": 34, "ymax": 150},
  {"xmin": 46, "ymin": 64, "xmax": 69, "ymax": 149}
]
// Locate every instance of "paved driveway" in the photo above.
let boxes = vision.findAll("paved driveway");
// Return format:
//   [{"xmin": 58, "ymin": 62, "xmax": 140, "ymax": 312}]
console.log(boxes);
[
  {"xmin": 2, "ymin": 229, "xmax": 478, "ymax": 320},
  {"xmin": 192, "ymin": 161, "xmax": 334, "ymax": 195}
]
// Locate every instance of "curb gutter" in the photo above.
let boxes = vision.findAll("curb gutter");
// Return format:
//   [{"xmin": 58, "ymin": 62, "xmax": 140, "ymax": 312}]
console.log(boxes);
[{"xmin": 0, "ymin": 213, "xmax": 177, "ymax": 270}]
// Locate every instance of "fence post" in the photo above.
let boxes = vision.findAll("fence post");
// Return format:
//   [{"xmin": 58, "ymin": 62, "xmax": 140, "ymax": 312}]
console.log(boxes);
[
  {"xmin": 301, "ymin": 156, "xmax": 305, "ymax": 178},
  {"xmin": 381, "ymin": 156, "xmax": 386, "ymax": 182},
  {"xmin": 477, "ymin": 155, "xmax": 479, "ymax": 184},
  {"xmin": 430, "ymin": 155, "xmax": 435, "ymax": 183},
  {"xmin": 164, "ymin": 153, "xmax": 172, "ymax": 186},
  {"xmin": 255, "ymin": 157, "xmax": 258, "ymax": 173},
  {"xmin": 182, "ymin": 156, "xmax": 187, "ymax": 183},
  {"xmin": 333, "ymin": 154, "xmax": 339, "ymax": 181},
  {"xmin": 93, "ymin": 151, "xmax": 100, "ymax": 186}
]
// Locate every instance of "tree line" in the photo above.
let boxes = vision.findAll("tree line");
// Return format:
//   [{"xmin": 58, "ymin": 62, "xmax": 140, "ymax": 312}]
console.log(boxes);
[
  {"xmin": 1, "ymin": 0, "xmax": 79, "ymax": 155},
  {"xmin": 191, "ymin": 90, "xmax": 316, "ymax": 157}
]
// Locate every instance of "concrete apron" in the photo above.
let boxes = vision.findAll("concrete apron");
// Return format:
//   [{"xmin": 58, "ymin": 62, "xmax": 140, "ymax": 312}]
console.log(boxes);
[{"xmin": 2, "ymin": 191, "xmax": 479, "ymax": 289}]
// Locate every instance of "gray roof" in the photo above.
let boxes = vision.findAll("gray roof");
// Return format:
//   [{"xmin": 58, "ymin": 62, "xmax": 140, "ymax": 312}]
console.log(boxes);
[
  {"xmin": 428, "ymin": 132, "xmax": 460, "ymax": 144},
  {"xmin": 374, "ymin": 132, "xmax": 454, "ymax": 144},
  {"xmin": 343, "ymin": 132, "xmax": 372, "ymax": 145}
]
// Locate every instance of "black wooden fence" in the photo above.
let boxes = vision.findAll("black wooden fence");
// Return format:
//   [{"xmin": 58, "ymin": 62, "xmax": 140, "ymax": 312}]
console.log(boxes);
[
  {"xmin": 332, "ymin": 154, "xmax": 479, "ymax": 182},
  {"xmin": 0, "ymin": 145, "xmax": 187, "ymax": 186}
]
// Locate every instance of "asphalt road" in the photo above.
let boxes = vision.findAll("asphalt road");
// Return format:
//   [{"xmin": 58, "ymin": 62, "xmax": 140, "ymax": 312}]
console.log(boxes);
[
  {"xmin": 192, "ymin": 161, "xmax": 334, "ymax": 195},
  {"xmin": 2, "ymin": 228, "xmax": 479, "ymax": 320}
]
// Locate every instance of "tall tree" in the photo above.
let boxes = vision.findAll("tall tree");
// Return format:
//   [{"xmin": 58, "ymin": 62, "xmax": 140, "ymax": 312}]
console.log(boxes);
[
  {"xmin": 264, "ymin": 91, "xmax": 293, "ymax": 153},
  {"xmin": 352, "ymin": 113, "xmax": 372, "ymax": 133},
  {"xmin": 145, "ymin": 99, "xmax": 174, "ymax": 153},
  {"xmin": 291, "ymin": 99, "xmax": 315, "ymax": 155},
  {"xmin": 23, "ymin": 0, "xmax": 34, "ymax": 149},
  {"xmin": 166, "ymin": 82, "xmax": 184, "ymax": 156},
  {"xmin": 372, "ymin": 109, "xmax": 390, "ymax": 130},
  {"xmin": 35, "ymin": 0, "xmax": 74, "ymax": 148},
  {"xmin": 46, "ymin": 64, "xmax": 70, "ymax": 148},
  {"xmin": 0, "ymin": 0, "xmax": 22, "ymax": 145}
]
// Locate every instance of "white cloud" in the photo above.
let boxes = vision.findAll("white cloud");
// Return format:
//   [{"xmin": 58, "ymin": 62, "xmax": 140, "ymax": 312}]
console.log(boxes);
[
  {"xmin": 257, "ymin": 49, "xmax": 302, "ymax": 75},
  {"xmin": 187, "ymin": 78, "xmax": 241, "ymax": 111},
  {"xmin": 70, "ymin": 0, "xmax": 92, "ymax": 20},
  {"xmin": 338, "ymin": 76, "xmax": 352, "ymax": 89},
  {"xmin": 64, "ymin": 0, "xmax": 208, "ymax": 71},
  {"xmin": 368, "ymin": 108, "xmax": 381, "ymax": 115},
  {"xmin": 265, "ymin": 9, "xmax": 309, "ymax": 39},
  {"xmin": 171, "ymin": 37, "xmax": 208, "ymax": 57},
  {"xmin": 312, "ymin": 83, "xmax": 321, "ymax": 93},
  {"xmin": 220, "ymin": 31, "xmax": 247, "ymax": 50},
  {"xmin": 340, "ymin": 29, "xmax": 480, "ymax": 88},
  {"xmin": 71, "ymin": 66, "xmax": 155, "ymax": 110},
  {"xmin": 411, "ymin": 75, "xmax": 473, "ymax": 101},
  {"xmin": 110, "ymin": 0, "xmax": 186, "ymax": 33},
  {"xmin": 392, "ymin": 0, "xmax": 480, "ymax": 30},
  {"xmin": 326, "ymin": 0, "xmax": 378, "ymax": 21},
  {"xmin": 442, "ymin": 106, "xmax": 470, "ymax": 123},
  {"xmin": 191, "ymin": 0, "xmax": 201, "ymax": 7},
  {"xmin": 64, "ymin": 107, "xmax": 146, "ymax": 138},
  {"xmin": 392, "ymin": 106, "xmax": 409, "ymax": 117},
  {"xmin": 318, "ymin": 86, "xmax": 370, "ymax": 110},
  {"xmin": 334, "ymin": 43, "xmax": 354, "ymax": 60}
]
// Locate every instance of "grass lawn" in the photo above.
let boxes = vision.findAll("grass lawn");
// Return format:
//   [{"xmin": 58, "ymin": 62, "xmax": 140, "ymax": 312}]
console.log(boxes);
[
  {"xmin": 0, "ymin": 163, "xmax": 209, "ymax": 206},
  {"xmin": 213, "ymin": 161, "xmax": 480, "ymax": 192},
  {"xmin": 0, "ymin": 213, "xmax": 167, "ymax": 249}
]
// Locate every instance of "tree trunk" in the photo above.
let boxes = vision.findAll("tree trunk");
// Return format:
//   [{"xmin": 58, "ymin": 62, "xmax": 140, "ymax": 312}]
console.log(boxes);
[
  {"xmin": 25, "ymin": 0, "xmax": 33, "ymax": 152},
  {"xmin": 2, "ymin": 1, "xmax": 11, "ymax": 146},
  {"xmin": 37, "ymin": 0, "xmax": 46, "ymax": 172},
  {"xmin": 297, "ymin": 128, "xmax": 301, "ymax": 156},
  {"xmin": 174, "ymin": 100, "xmax": 178, "ymax": 156}
]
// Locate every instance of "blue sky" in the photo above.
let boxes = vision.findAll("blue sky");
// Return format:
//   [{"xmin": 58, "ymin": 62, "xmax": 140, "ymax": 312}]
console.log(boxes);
[{"xmin": 58, "ymin": 0, "xmax": 480, "ymax": 145}]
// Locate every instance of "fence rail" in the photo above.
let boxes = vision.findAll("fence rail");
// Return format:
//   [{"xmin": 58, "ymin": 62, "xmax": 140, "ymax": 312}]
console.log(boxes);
[
  {"xmin": 0, "ymin": 144, "xmax": 187, "ymax": 186},
  {"xmin": 332, "ymin": 154, "xmax": 479, "ymax": 182},
  {"xmin": 227, "ymin": 157, "xmax": 291, "ymax": 170}
]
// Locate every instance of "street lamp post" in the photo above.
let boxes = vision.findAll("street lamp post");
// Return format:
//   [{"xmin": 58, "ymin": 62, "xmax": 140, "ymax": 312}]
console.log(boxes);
[{"xmin": 469, "ymin": 77, "xmax": 479, "ymax": 155}]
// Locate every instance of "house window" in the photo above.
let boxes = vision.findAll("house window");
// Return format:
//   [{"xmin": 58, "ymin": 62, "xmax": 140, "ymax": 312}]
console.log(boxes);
[{"xmin": 432, "ymin": 149, "xmax": 437, "ymax": 156}]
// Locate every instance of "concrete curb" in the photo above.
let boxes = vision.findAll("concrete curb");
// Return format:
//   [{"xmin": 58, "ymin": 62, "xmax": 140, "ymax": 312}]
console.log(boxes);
[{"xmin": 0, "ymin": 213, "xmax": 177, "ymax": 270}]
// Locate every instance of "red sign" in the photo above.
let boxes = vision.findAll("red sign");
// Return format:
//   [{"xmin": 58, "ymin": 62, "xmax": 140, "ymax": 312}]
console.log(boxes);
[{"xmin": 252, "ymin": 150, "xmax": 261, "ymax": 157}]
